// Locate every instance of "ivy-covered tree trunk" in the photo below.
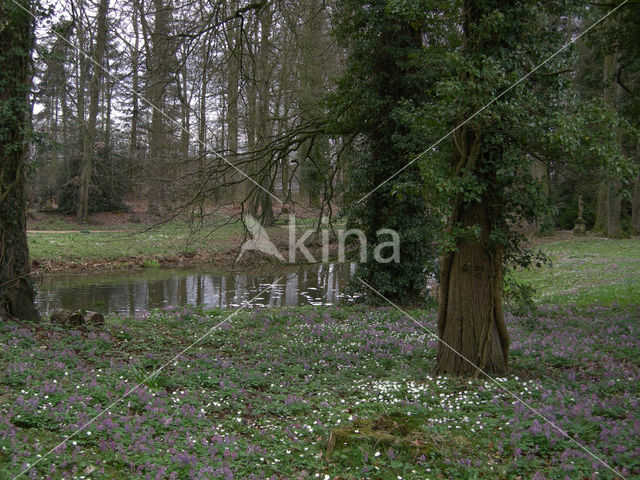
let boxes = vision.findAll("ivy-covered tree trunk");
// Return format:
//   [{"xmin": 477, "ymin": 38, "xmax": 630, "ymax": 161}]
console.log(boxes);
[
  {"xmin": 436, "ymin": 132, "xmax": 509, "ymax": 374},
  {"xmin": 435, "ymin": 0, "xmax": 513, "ymax": 375},
  {"xmin": 333, "ymin": 0, "xmax": 437, "ymax": 302},
  {"xmin": 0, "ymin": 0, "xmax": 39, "ymax": 321}
]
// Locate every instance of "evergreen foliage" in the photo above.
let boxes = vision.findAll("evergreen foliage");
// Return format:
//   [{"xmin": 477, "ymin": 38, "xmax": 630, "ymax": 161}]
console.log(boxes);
[{"xmin": 330, "ymin": 0, "xmax": 446, "ymax": 302}]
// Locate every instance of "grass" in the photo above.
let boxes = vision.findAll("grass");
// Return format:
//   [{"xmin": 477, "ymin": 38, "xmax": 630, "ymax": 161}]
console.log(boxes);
[
  {"xmin": 27, "ymin": 222, "xmax": 244, "ymax": 267},
  {"xmin": 26, "ymin": 214, "xmax": 346, "ymax": 272},
  {"xmin": 512, "ymin": 236, "xmax": 640, "ymax": 307},
  {"xmin": 1, "ymin": 236, "xmax": 638, "ymax": 478}
]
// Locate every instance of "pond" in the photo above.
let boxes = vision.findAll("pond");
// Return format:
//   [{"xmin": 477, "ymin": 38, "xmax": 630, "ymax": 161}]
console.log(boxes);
[{"xmin": 35, "ymin": 262, "xmax": 357, "ymax": 316}]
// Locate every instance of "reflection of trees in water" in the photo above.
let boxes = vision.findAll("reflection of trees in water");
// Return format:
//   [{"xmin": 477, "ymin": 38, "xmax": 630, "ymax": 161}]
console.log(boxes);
[{"xmin": 35, "ymin": 263, "xmax": 354, "ymax": 315}]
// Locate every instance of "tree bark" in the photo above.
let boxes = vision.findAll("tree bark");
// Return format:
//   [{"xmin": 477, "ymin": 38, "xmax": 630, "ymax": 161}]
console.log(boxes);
[
  {"xmin": 0, "ymin": 0, "xmax": 39, "ymax": 321},
  {"xmin": 607, "ymin": 180, "xmax": 622, "ymax": 237},
  {"xmin": 632, "ymin": 174, "xmax": 640, "ymax": 236},
  {"xmin": 198, "ymin": 29, "xmax": 210, "ymax": 171},
  {"xmin": 436, "ymin": 130, "xmax": 509, "ymax": 375},
  {"xmin": 631, "ymin": 139, "xmax": 640, "ymax": 235},
  {"xmin": 436, "ymin": 0, "xmax": 511, "ymax": 375},
  {"xmin": 248, "ymin": 4, "xmax": 275, "ymax": 225},
  {"xmin": 226, "ymin": 20, "xmax": 241, "ymax": 201},
  {"xmin": 596, "ymin": 51, "xmax": 623, "ymax": 238},
  {"xmin": 180, "ymin": 61, "xmax": 190, "ymax": 160},
  {"xmin": 594, "ymin": 180, "xmax": 609, "ymax": 233},
  {"xmin": 147, "ymin": 0, "xmax": 172, "ymax": 215},
  {"xmin": 77, "ymin": 0, "xmax": 109, "ymax": 221},
  {"xmin": 129, "ymin": 7, "xmax": 141, "ymax": 196},
  {"xmin": 298, "ymin": 0, "xmax": 326, "ymax": 208}
]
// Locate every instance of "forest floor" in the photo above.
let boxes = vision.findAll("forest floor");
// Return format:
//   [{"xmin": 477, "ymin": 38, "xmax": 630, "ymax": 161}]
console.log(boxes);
[{"xmin": 1, "ymin": 237, "xmax": 639, "ymax": 478}]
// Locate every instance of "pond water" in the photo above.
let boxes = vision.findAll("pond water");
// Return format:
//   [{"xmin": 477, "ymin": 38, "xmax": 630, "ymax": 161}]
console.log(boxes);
[{"xmin": 35, "ymin": 262, "xmax": 357, "ymax": 316}]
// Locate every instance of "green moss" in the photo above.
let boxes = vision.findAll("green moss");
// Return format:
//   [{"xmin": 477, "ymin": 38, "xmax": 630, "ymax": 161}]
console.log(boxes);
[{"xmin": 326, "ymin": 412, "xmax": 468, "ymax": 459}]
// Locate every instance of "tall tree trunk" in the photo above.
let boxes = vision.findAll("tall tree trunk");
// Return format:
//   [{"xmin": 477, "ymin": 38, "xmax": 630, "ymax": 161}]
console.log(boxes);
[
  {"xmin": 180, "ymin": 63, "xmax": 189, "ymax": 160},
  {"xmin": 436, "ymin": 0, "xmax": 510, "ymax": 375},
  {"xmin": 598, "ymin": 51, "xmax": 623, "ymax": 237},
  {"xmin": 129, "ymin": 7, "xmax": 140, "ymax": 197},
  {"xmin": 74, "ymin": 0, "xmax": 87, "ymax": 150},
  {"xmin": 298, "ymin": 0, "xmax": 325, "ymax": 208},
  {"xmin": 0, "ymin": 0, "xmax": 39, "ymax": 321},
  {"xmin": 198, "ymin": 31, "xmax": 210, "ymax": 170},
  {"xmin": 226, "ymin": 13, "xmax": 242, "ymax": 201},
  {"xmin": 245, "ymin": 73, "xmax": 257, "ymax": 201},
  {"xmin": 77, "ymin": 0, "xmax": 109, "ymax": 221},
  {"xmin": 104, "ymin": 53, "xmax": 112, "ymax": 148},
  {"xmin": 147, "ymin": 0, "xmax": 172, "ymax": 215},
  {"xmin": 632, "ymin": 138, "xmax": 640, "ymax": 235},
  {"xmin": 249, "ymin": 4, "xmax": 275, "ymax": 225}
]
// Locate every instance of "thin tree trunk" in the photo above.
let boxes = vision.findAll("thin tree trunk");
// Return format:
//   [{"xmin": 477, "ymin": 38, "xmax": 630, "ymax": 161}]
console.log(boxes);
[
  {"xmin": 77, "ymin": 0, "xmax": 109, "ymax": 221},
  {"xmin": 180, "ymin": 64, "xmax": 189, "ymax": 160},
  {"xmin": 104, "ymin": 53, "xmax": 112, "ymax": 148},
  {"xmin": 244, "ymin": 20, "xmax": 258, "ymax": 207},
  {"xmin": 129, "ymin": 8, "xmax": 140, "ymax": 197},
  {"xmin": 298, "ymin": 0, "xmax": 325, "ymax": 208},
  {"xmin": 0, "ymin": 0, "xmax": 39, "ymax": 321},
  {"xmin": 226, "ymin": 14, "xmax": 241, "ymax": 201},
  {"xmin": 198, "ymin": 31, "xmax": 209, "ymax": 170},
  {"xmin": 74, "ymin": 0, "xmax": 87, "ymax": 150}
]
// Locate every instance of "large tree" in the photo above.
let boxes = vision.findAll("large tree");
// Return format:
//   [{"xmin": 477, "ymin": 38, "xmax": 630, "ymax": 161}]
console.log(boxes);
[
  {"xmin": 77, "ymin": 0, "xmax": 110, "ymax": 221},
  {"xmin": 331, "ymin": 0, "xmax": 441, "ymax": 302},
  {"xmin": 0, "ymin": 0, "xmax": 39, "ymax": 321},
  {"xmin": 434, "ymin": 0, "xmax": 584, "ymax": 374}
]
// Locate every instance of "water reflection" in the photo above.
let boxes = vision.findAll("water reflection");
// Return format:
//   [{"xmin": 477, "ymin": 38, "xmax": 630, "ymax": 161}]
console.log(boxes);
[{"xmin": 35, "ymin": 263, "xmax": 356, "ymax": 316}]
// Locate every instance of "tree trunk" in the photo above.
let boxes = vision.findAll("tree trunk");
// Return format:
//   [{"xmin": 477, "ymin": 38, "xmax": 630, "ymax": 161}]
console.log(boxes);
[
  {"xmin": 632, "ymin": 174, "xmax": 640, "ymax": 236},
  {"xmin": 298, "ymin": 0, "xmax": 325, "ymax": 208},
  {"xmin": 129, "ymin": 8, "xmax": 140, "ymax": 197},
  {"xmin": 436, "ymin": 0, "xmax": 510, "ymax": 375},
  {"xmin": 180, "ymin": 63, "xmax": 190, "ymax": 160},
  {"xmin": 632, "ymin": 140, "xmax": 640, "ymax": 235},
  {"xmin": 77, "ymin": 0, "xmax": 109, "ymax": 221},
  {"xmin": 147, "ymin": 0, "xmax": 172, "ymax": 216},
  {"xmin": 74, "ymin": 1, "xmax": 87, "ymax": 149},
  {"xmin": 436, "ymin": 133, "xmax": 509, "ymax": 375},
  {"xmin": 198, "ymin": 30, "xmax": 210, "ymax": 171},
  {"xmin": 594, "ymin": 181, "xmax": 609, "ymax": 233},
  {"xmin": 607, "ymin": 180, "xmax": 622, "ymax": 237},
  {"xmin": 226, "ymin": 15, "xmax": 242, "ymax": 201},
  {"xmin": 596, "ymin": 51, "xmax": 623, "ymax": 238},
  {"xmin": 246, "ymin": 5, "xmax": 275, "ymax": 225},
  {"xmin": 0, "ymin": 0, "xmax": 39, "ymax": 322}
]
